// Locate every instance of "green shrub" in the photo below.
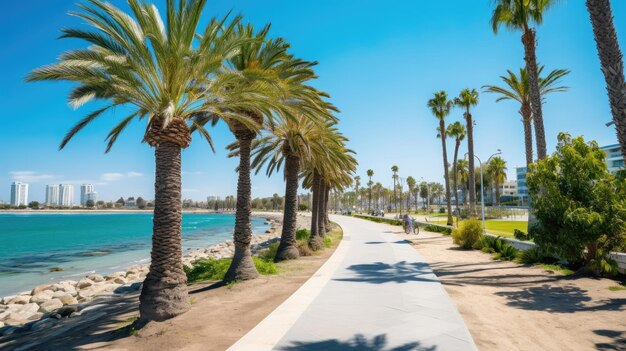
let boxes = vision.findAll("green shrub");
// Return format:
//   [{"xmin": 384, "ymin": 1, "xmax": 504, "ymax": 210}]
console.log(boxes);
[
  {"xmin": 258, "ymin": 241, "xmax": 280, "ymax": 261},
  {"xmin": 516, "ymin": 247, "xmax": 547, "ymax": 264},
  {"xmin": 585, "ymin": 249, "xmax": 619, "ymax": 276},
  {"xmin": 513, "ymin": 229, "xmax": 530, "ymax": 241},
  {"xmin": 438, "ymin": 207, "xmax": 446, "ymax": 214},
  {"xmin": 323, "ymin": 236, "xmax": 333, "ymax": 248},
  {"xmin": 296, "ymin": 228, "xmax": 311, "ymax": 240},
  {"xmin": 493, "ymin": 244, "xmax": 519, "ymax": 261},
  {"xmin": 297, "ymin": 240, "xmax": 313, "ymax": 256},
  {"xmin": 423, "ymin": 224, "xmax": 452, "ymax": 235},
  {"xmin": 185, "ymin": 257, "xmax": 277, "ymax": 283},
  {"xmin": 252, "ymin": 256, "xmax": 278, "ymax": 275},
  {"xmin": 452, "ymin": 220, "xmax": 482, "ymax": 249}
]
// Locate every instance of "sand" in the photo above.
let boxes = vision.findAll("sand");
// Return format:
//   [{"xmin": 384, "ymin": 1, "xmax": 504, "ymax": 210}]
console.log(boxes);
[{"xmin": 396, "ymin": 229, "xmax": 626, "ymax": 351}]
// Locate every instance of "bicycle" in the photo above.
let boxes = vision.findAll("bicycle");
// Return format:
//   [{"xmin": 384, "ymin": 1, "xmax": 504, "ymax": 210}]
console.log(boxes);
[{"xmin": 403, "ymin": 220, "xmax": 420, "ymax": 235}]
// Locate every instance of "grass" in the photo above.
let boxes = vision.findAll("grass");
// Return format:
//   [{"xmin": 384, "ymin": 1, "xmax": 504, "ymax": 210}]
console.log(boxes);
[
  {"xmin": 419, "ymin": 218, "xmax": 527, "ymax": 238},
  {"xmin": 608, "ymin": 285, "xmax": 626, "ymax": 291},
  {"xmin": 185, "ymin": 256, "xmax": 278, "ymax": 283},
  {"xmin": 536, "ymin": 263, "xmax": 575, "ymax": 276},
  {"xmin": 116, "ymin": 316, "xmax": 138, "ymax": 329}
]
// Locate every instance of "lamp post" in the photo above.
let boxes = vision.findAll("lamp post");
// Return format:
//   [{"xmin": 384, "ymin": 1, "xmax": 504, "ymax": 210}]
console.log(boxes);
[{"xmin": 465, "ymin": 149, "xmax": 502, "ymax": 233}]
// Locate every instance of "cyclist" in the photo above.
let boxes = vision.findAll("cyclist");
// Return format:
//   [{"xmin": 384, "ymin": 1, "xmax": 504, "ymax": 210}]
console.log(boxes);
[{"xmin": 403, "ymin": 214, "xmax": 414, "ymax": 234}]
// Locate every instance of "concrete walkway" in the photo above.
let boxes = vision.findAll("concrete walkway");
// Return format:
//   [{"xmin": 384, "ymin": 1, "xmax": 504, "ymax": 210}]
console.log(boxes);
[{"xmin": 229, "ymin": 215, "xmax": 477, "ymax": 351}]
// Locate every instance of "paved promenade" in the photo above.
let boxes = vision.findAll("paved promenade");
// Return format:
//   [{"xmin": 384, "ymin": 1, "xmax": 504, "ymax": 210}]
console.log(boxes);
[{"xmin": 230, "ymin": 215, "xmax": 477, "ymax": 351}]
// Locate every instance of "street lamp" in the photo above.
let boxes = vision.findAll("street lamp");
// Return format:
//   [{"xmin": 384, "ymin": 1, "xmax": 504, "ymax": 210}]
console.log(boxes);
[{"xmin": 465, "ymin": 149, "xmax": 502, "ymax": 233}]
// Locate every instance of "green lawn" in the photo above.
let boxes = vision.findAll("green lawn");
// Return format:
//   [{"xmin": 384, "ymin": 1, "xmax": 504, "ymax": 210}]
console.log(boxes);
[{"xmin": 420, "ymin": 218, "xmax": 526, "ymax": 238}]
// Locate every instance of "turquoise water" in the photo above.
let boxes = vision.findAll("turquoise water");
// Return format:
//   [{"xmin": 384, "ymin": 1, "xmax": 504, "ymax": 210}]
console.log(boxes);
[{"xmin": 0, "ymin": 213, "xmax": 269, "ymax": 297}]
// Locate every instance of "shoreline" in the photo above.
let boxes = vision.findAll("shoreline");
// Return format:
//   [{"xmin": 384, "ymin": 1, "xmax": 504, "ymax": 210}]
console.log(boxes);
[
  {"xmin": 0, "ymin": 212, "xmax": 285, "ymax": 329},
  {"xmin": 0, "ymin": 209, "xmax": 242, "ymax": 215}
]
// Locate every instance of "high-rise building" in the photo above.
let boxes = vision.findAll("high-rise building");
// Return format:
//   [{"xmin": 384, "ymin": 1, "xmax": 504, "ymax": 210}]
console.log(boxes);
[
  {"xmin": 58, "ymin": 184, "xmax": 74, "ymax": 207},
  {"xmin": 80, "ymin": 184, "xmax": 94, "ymax": 206},
  {"xmin": 600, "ymin": 144, "xmax": 625, "ymax": 174},
  {"xmin": 10, "ymin": 182, "xmax": 28, "ymax": 206},
  {"xmin": 86, "ymin": 191, "xmax": 98, "ymax": 204},
  {"xmin": 45, "ymin": 184, "xmax": 60, "ymax": 206}
]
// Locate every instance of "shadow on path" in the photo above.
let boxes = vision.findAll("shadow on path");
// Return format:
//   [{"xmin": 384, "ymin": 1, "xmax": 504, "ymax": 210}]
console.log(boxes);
[
  {"xmin": 335, "ymin": 261, "xmax": 438, "ymax": 284},
  {"xmin": 594, "ymin": 329, "xmax": 626, "ymax": 350},
  {"xmin": 277, "ymin": 333, "xmax": 436, "ymax": 351}
]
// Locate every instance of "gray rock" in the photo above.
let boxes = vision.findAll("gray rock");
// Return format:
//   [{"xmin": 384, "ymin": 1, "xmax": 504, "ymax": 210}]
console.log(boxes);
[
  {"xmin": 76, "ymin": 278, "xmax": 94, "ymax": 289},
  {"xmin": 57, "ymin": 293, "xmax": 77, "ymax": 306},
  {"xmin": 7, "ymin": 295, "xmax": 31, "ymax": 305},
  {"xmin": 87, "ymin": 274, "xmax": 105, "ymax": 282},
  {"xmin": 2, "ymin": 295, "xmax": 16, "ymax": 305},
  {"xmin": 39, "ymin": 299, "xmax": 63, "ymax": 313},
  {"xmin": 31, "ymin": 284, "xmax": 54, "ymax": 295},
  {"xmin": 77, "ymin": 288, "xmax": 95, "ymax": 300},
  {"xmin": 113, "ymin": 277, "xmax": 127, "ymax": 285},
  {"xmin": 30, "ymin": 291, "xmax": 54, "ymax": 304}
]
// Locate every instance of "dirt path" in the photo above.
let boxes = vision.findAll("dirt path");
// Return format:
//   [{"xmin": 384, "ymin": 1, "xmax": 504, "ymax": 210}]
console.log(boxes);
[{"xmin": 396, "ymin": 229, "xmax": 626, "ymax": 351}]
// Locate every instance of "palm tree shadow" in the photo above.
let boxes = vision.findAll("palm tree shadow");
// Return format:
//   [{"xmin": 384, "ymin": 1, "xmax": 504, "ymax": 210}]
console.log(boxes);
[
  {"xmin": 594, "ymin": 329, "xmax": 626, "ymax": 350},
  {"xmin": 334, "ymin": 261, "xmax": 438, "ymax": 284},
  {"xmin": 278, "ymin": 333, "xmax": 436, "ymax": 351},
  {"xmin": 494, "ymin": 284, "xmax": 626, "ymax": 313}
]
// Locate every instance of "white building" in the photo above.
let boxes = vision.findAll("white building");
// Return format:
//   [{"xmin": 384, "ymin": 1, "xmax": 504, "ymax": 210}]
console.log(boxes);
[
  {"xmin": 45, "ymin": 184, "xmax": 60, "ymax": 206},
  {"xmin": 10, "ymin": 182, "xmax": 28, "ymax": 206},
  {"xmin": 58, "ymin": 184, "xmax": 75, "ymax": 207},
  {"xmin": 600, "ymin": 144, "xmax": 625, "ymax": 174},
  {"xmin": 80, "ymin": 184, "xmax": 94, "ymax": 206},
  {"xmin": 499, "ymin": 180, "xmax": 517, "ymax": 197}
]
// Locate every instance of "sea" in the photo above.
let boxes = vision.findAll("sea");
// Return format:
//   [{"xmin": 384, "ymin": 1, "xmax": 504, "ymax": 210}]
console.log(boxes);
[{"xmin": 0, "ymin": 213, "xmax": 269, "ymax": 297}]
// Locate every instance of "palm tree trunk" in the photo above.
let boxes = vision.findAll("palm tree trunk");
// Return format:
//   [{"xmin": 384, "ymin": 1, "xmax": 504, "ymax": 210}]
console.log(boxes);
[
  {"xmin": 309, "ymin": 172, "xmax": 324, "ymax": 250},
  {"xmin": 465, "ymin": 111, "xmax": 477, "ymax": 216},
  {"xmin": 139, "ymin": 141, "xmax": 190, "ymax": 322},
  {"xmin": 324, "ymin": 186, "xmax": 331, "ymax": 232},
  {"xmin": 495, "ymin": 180, "xmax": 501, "ymax": 206},
  {"xmin": 224, "ymin": 136, "xmax": 259, "ymax": 282},
  {"xmin": 521, "ymin": 106, "xmax": 534, "ymax": 167},
  {"xmin": 318, "ymin": 182, "xmax": 327, "ymax": 235},
  {"xmin": 586, "ymin": 0, "xmax": 626, "ymax": 163},
  {"xmin": 522, "ymin": 28, "xmax": 547, "ymax": 160},
  {"xmin": 453, "ymin": 139, "xmax": 460, "ymax": 213},
  {"xmin": 275, "ymin": 152, "xmax": 300, "ymax": 262},
  {"xmin": 440, "ymin": 120, "xmax": 454, "ymax": 226}
]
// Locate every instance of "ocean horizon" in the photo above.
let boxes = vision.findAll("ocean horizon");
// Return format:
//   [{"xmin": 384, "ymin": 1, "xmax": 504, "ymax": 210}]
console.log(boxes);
[{"xmin": 0, "ymin": 213, "xmax": 269, "ymax": 297}]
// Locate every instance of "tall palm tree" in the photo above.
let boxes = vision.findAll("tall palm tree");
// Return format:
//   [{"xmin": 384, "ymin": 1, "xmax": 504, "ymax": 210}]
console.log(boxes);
[
  {"xmin": 354, "ymin": 176, "xmax": 361, "ymax": 210},
  {"xmin": 454, "ymin": 88, "xmax": 479, "ymax": 216},
  {"xmin": 484, "ymin": 67, "xmax": 569, "ymax": 167},
  {"xmin": 26, "ymin": 0, "xmax": 252, "ymax": 322},
  {"xmin": 373, "ymin": 182, "xmax": 383, "ymax": 210},
  {"xmin": 586, "ymin": 0, "xmax": 626, "ymax": 163},
  {"xmin": 367, "ymin": 169, "xmax": 374, "ymax": 210},
  {"xmin": 391, "ymin": 165, "xmax": 399, "ymax": 211},
  {"xmin": 456, "ymin": 159, "xmax": 470, "ymax": 206},
  {"xmin": 491, "ymin": 0, "xmax": 558, "ymax": 160},
  {"xmin": 447, "ymin": 121, "xmax": 466, "ymax": 212},
  {"xmin": 406, "ymin": 176, "xmax": 416, "ymax": 213},
  {"xmin": 487, "ymin": 157, "xmax": 507, "ymax": 205},
  {"xmin": 428, "ymin": 91, "xmax": 454, "ymax": 226}
]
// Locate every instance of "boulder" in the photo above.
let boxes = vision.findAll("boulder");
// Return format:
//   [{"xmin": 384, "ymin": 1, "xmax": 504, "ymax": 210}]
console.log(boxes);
[
  {"xmin": 30, "ymin": 291, "xmax": 54, "ymax": 304},
  {"xmin": 4, "ymin": 303, "xmax": 39, "ymax": 323},
  {"xmin": 7, "ymin": 295, "xmax": 30, "ymax": 305},
  {"xmin": 1, "ymin": 295, "xmax": 16, "ymax": 305},
  {"xmin": 31, "ymin": 284, "xmax": 55, "ymax": 295},
  {"xmin": 39, "ymin": 299, "xmax": 63, "ymax": 313},
  {"xmin": 53, "ymin": 292, "xmax": 77, "ymax": 306},
  {"xmin": 77, "ymin": 288, "xmax": 95, "ymax": 300},
  {"xmin": 113, "ymin": 277, "xmax": 127, "ymax": 285},
  {"xmin": 58, "ymin": 284, "xmax": 77, "ymax": 296},
  {"xmin": 105, "ymin": 271, "xmax": 125, "ymax": 281},
  {"xmin": 87, "ymin": 274, "xmax": 105, "ymax": 282},
  {"xmin": 126, "ymin": 274, "xmax": 139, "ymax": 282},
  {"xmin": 77, "ymin": 278, "xmax": 94, "ymax": 289},
  {"xmin": 125, "ymin": 269, "xmax": 139, "ymax": 277}
]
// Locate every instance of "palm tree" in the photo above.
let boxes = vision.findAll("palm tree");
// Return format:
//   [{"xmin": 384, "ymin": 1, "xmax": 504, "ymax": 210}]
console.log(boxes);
[
  {"xmin": 391, "ymin": 165, "xmax": 399, "ymax": 211},
  {"xmin": 456, "ymin": 159, "xmax": 470, "ymax": 205},
  {"xmin": 487, "ymin": 157, "xmax": 507, "ymax": 205},
  {"xmin": 586, "ymin": 0, "xmax": 626, "ymax": 163},
  {"xmin": 373, "ymin": 182, "xmax": 383, "ymax": 210},
  {"xmin": 484, "ymin": 67, "xmax": 569, "ymax": 167},
  {"xmin": 447, "ymin": 121, "xmax": 466, "ymax": 213},
  {"xmin": 454, "ymin": 88, "xmax": 479, "ymax": 216},
  {"xmin": 367, "ymin": 169, "xmax": 374, "ymax": 210},
  {"xmin": 491, "ymin": 0, "xmax": 559, "ymax": 160},
  {"xmin": 406, "ymin": 176, "xmax": 416, "ymax": 213},
  {"xmin": 354, "ymin": 176, "xmax": 361, "ymax": 211},
  {"xmin": 428, "ymin": 91, "xmax": 454, "ymax": 226},
  {"xmin": 26, "ymin": 0, "xmax": 247, "ymax": 322}
]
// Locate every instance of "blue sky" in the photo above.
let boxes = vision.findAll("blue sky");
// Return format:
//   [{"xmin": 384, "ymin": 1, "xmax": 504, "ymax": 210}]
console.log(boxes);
[{"xmin": 1, "ymin": 1, "xmax": 625, "ymax": 202}]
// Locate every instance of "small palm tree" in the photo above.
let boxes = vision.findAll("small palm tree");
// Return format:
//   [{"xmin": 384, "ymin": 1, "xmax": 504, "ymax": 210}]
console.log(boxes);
[
  {"xmin": 487, "ymin": 157, "xmax": 507, "ymax": 205},
  {"xmin": 483, "ymin": 67, "xmax": 569, "ymax": 167},
  {"xmin": 586, "ymin": 0, "xmax": 626, "ymax": 163},
  {"xmin": 454, "ymin": 88, "xmax": 479, "ymax": 216},
  {"xmin": 447, "ymin": 121, "xmax": 466, "ymax": 213},
  {"xmin": 491, "ymin": 0, "xmax": 559, "ymax": 160},
  {"xmin": 367, "ymin": 169, "xmax": 374, "ymax": 210},
  {"xmin": 391, "ymin": 165, "xmax": 399, "ymax": 212},
  {"xmin": 26, "ymin": 0, "xmax": 247, "ymax": 322},
  {"xmin": 428, "ymin": 91, "xmax": 454, "ymax": 226}
]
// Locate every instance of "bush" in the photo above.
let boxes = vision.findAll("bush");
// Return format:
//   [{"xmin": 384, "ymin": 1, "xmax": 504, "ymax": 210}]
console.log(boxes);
[
  {"xmin": 298, "ymin": 203, "xmax": 309, "ymax": 211},
  {"xmin": 513, "ymin": 229, "xmax": 530, "ymax": 241},
  {"xmin": 438, "ymin": 207, "xmax": 446, "ymax": 214},
  {"xmin": 185, "ymin": 257, "xmax": 277, "ymax": 283},
  {"xmin": 516, "ymin": 247, "xmax": 547, "ymax": 264},
  {"xmin": 585, "ymin": 249, "xmax": 619, "ymax": 276},
  {"xmin": 423, "ymin": 224, "xmax": 452, "ymax": 235},
  {"xmin": 452, "ymin": 220, "xmax": 482, "ymax": 249},
  {"xmin": 296, "ymin": 228, "xmax": 311, "ymax": 240},
  {"xmin": 258, "ymin": 241, "xmax": 280, "ymax": 261},
  {"xmin": 493, "ymin": 244, "xmax": 519, "ymax": 261}
]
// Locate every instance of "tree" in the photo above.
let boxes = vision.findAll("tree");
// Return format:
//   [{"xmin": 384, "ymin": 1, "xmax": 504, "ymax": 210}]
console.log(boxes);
[
  {"xmin": 26, "ymin": 0, "xmax": 251, "ymax": 322},
  {"xmin": 137, "ymin": 197, "xmax": 146, "ymax": 210},
  {"xmin": 406, "ymin": 176, "xmax": 416, "ymax": 213},
  {"xmin": 526, "ymin": 133, "xmax": 626, "ymax": 266},
  {"xmin": 354, "ymin": 176, "xmax": 361, "ymax": 210},
  {"xmin": 586, "ymin": 0, "xmax": 626, "ymax": 164},
  {"xmin": 367, "ymin": 169, "xmax": 374, "ymax": 211},
  {"xmin": 487, "ymin": 157, "xmax": 507, "ymax": 205},
  {"xmin": 484, "ymin": 67, "xmax": 569, "ymax": 167},
  {"xmin": 454, "ymin": 89, "xmax": 479, "ymax": 216},
  {"xmin": 391, "ymin": 166, "xmax": 399, "ymax": 212},
  {"xmin": 491, "ymin": 0, "xmax": 559, "ymax": 160},
  {"xmin": 115, "ymin": 197, "xmax": 125, "ymax": 208},
  {"xmin": 428, "ymin": 91, "xmax": 454, "ymax": 225},
  {"xmin": 85, "ymin": 199, "xmax": 95, "ymax": 208},
  {"xmin": 28, "ymin": 201, "xmax": 39, "ymax": 209},
  {"xmin": 447, "ymin": 121, "xmax": 466, "ymax": 212}
]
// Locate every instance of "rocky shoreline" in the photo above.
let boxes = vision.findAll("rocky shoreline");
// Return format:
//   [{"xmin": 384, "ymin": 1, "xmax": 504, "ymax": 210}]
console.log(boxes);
[{"xmin": 0, "ymin": 213, "xmax": 292, "ymax": 334}]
